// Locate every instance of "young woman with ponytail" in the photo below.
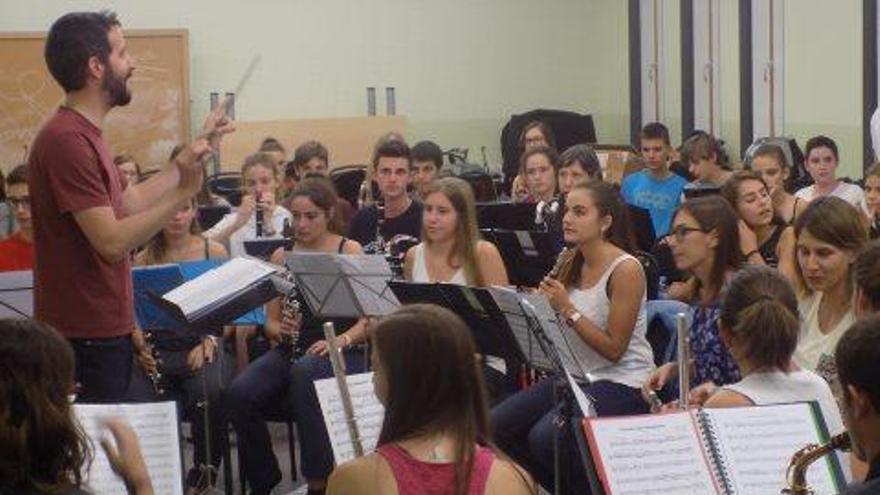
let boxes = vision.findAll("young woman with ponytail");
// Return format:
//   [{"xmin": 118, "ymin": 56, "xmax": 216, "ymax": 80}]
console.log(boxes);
[{"xmin": 702, "ymin": 265, "xmax": 843, "ymax": 425}]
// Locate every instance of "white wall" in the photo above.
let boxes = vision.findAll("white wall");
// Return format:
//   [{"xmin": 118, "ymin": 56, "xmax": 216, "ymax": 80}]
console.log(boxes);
[{"xmin": 0, "ymin": 0, "xmax": 632, "ymax": 168}]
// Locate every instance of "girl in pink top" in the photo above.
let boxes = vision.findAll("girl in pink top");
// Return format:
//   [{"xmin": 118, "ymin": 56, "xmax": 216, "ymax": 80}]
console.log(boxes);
[{"xmin": 327, "ymin": 304, "xmax": 534, "ymax": 495}]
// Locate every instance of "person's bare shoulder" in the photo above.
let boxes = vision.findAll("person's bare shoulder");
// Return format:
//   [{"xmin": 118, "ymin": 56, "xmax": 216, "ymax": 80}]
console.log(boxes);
[
  {"xmin": 484, "ymin": 457, "xmax": 536, "ymax": 495},
  {"xmin": 327, "ymin": 453, "xmax": 395, "ymax": 495}
]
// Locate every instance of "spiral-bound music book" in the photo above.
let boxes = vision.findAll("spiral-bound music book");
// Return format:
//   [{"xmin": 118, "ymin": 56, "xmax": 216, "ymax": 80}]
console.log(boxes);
[{"xmin": 582, "ymin": 402, "xmax": 846, "ymax": 495}]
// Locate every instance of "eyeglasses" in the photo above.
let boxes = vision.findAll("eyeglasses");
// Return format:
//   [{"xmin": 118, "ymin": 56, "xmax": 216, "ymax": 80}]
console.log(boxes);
[
  {"xmin": 6, "ymin": 196, "xmax": 30, "ymax": 209},
  {"xmin": 664, "ymin": 225, "xmax": 704, "ymax": 243}
]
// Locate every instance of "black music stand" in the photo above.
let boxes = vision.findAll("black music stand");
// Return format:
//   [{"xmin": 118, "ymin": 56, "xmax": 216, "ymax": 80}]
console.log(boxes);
[
  {"xmin": 198, "ymin": 205, "xmax": 231, "ymax": 231},
  {"xmin": 386, "ymin": 282, "xmax": 525, "ymax": 364},
  {"xmin": 244, "ymin": 238, "xmax": 289, "ymax": 261},
  {"xmin": 481, "ymin": 228, "xmax": 564, "ymax": 287},
  {"xmin": 476, "ymin": 201, "xmax": 537, "ymax": 231},
  {"xmin": 0, "ymin": 270, "xmax": 33, "ymax": 318},
  {"xmin": 284, "ymin": 253, "xmax": 399, "ymax": 319}
]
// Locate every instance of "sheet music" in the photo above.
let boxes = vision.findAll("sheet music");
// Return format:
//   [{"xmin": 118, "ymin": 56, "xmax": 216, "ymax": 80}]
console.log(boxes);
[
  {"xmin": 162, "ymin": 256, "xmax": 277, "ymax": 316},
  {"xmin": 584, "ymin": 412, "xmax": 720, "ymax": 495},
  {"xmin": 521, "ymin": 292, "xmax": 587, "ymax": 380},
  {"xmin": 288, "ymin": 254, "xmax": 398, "ymax": 318},
  {"xmin": 315, "ymin": 372, "xmax": 385, "ymax": 465},
  {"xmin": 487, "ymin": 287, "xmax": 554, "ymax": 370},
  {"xmin": 0, "ymin": 269, "xmax": 33, "ymax": 318},
  {"xmin": 74, "ymin": 402, "xmax": 183, "ymax": 495},
  {"xmin": 701, "ymin": 403, "xmax": 841, "ymax": 495}
]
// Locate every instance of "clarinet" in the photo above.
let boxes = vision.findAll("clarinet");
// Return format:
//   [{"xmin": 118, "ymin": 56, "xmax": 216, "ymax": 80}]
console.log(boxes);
[
  {"xmin": 142, "ymin": 331, "xmax": 165, "ymax": 395},
  {"xmin": 279, "ymin": 219, "xmax": 303, "ymax": 360},
  {"xmin": 255, "ymin": 192, "xmax": 264, "ymax": 238},
  {"xmin": 372, "ymin": 196, "xmax": 387, "ymax": 255}
]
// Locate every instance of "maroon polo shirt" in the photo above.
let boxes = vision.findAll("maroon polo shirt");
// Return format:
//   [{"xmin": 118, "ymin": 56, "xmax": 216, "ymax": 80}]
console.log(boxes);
[{"xmin": 27, "ymin": 107, "xmax": 133, "ymax": 339}]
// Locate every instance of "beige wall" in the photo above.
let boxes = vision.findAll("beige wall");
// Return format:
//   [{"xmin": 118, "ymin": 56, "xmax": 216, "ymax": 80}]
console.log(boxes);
[{"xmin": 0, "ymin": 0, "xmax": 631, "ymax": 172}]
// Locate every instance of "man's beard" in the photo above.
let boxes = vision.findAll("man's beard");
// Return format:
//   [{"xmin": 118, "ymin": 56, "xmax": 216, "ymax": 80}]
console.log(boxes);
[{"xmin": 102, "ymin": 68, "xmax": 132, "ymax": 107}]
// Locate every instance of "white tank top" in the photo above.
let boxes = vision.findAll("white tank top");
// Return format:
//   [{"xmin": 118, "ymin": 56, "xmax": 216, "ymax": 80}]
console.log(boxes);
[
  {"xmin": 411, "ymin": 243, "xmax": 467, "ymax": 285},
  {"xmin": 567, "ymin": 254, "xmax": 655, "ymax": 389}
]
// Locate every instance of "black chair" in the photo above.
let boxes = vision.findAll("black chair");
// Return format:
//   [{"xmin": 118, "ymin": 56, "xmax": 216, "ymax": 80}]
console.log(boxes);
[
  {"xmin": 330, "ymin": 165, "xmax": 367, "ymax": 208},
  {"xmin": 207, "ymin": 172, "xmax": 242, "ymax": 207},
  {"xmin": 458, "ymin": 170, "xmax": 498, "ymax": 202}
]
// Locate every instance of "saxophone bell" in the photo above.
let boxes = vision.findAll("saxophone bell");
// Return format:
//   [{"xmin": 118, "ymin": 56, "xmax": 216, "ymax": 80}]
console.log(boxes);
[{"xmin": 782, "ymin": 432, "xmax": 851, "ymax": 494}]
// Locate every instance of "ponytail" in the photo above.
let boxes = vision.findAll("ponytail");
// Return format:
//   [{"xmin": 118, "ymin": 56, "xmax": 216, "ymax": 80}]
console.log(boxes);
[
  {"xmin": 720, "ymin": 266, "xmax": 799, "ymax": 371},
  {"xmin": 730, "ymin": 299, "xmax": 799, "ymax": 370}
]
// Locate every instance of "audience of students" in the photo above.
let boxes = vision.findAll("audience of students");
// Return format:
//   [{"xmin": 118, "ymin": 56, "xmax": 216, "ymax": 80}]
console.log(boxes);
[
  {"xmin": 681, "ymin": 132, "xmax": 732, "ymax": 193},
  {"xmin": 620, "ymin": 122, "xmax": 688, "ymax": 236},
  {"xmin": 518, "ymin": 120, "xmax": 556, "ymax": 153},
  {"xmin": 0, "ymin": 165, "xmax": 35, "ymax": 272},
  {"xmin": 258, "ymin": 136, "xmax": 287, "ymax": 171},
  {"xmin": 795, "ymin": 135, "xmax": 866, "ymax": 210},
  {"xmin": 204, "ymin": 152, "xmax": 292, "ymax": 257}
]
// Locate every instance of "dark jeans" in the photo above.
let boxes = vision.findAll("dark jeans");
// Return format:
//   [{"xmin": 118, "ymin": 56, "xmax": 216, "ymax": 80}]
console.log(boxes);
[
  {"xmin": 70, "ymin": 335, "xmax": 134, "ymax": 403},
  {"xmin": 226, "ymin": 347, "xmax": 366, "ymax": 493},
  {"xmin": 491, "ymin": 377, "xmax": 649, "ymax": 494},
  {"xmin": 289, "ymin": 350, "xmax": 367, "ymax": 481},
  {"xmin": 126, "ymin": 346, "xmax": 233, "ymax": 489}
]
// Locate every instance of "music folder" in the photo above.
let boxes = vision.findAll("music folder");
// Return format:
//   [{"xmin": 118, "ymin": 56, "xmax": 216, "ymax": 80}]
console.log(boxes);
[
  {"xmin": 0, "ymin": 269, "xmax": 33, "ymax": 318},
  {"xmin": 148, "ymin": 257, "xmax": 280, "ymax": 333},
  {"xmin": 285, "ymin": 253, "xmax": 399, "ymax": 319}
]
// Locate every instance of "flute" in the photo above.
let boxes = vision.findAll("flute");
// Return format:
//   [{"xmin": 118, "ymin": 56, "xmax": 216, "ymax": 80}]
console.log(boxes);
[
  {"xmin": 676, "ymin": 312, "xmax": 689, "ymax": 409},
  {"xmin": 323, "ymin": 321, "xmax": 364, "ymax": 457}
]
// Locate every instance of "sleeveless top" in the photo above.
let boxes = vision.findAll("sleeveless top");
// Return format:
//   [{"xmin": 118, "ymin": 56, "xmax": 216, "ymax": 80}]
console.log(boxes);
[
  {"xmin": 567, "ymin": 254, "xmax": 655, "ymax": 389},
  {"xmin": 794, "ymin": 291, "xmax": 857, "ymax": 386},
  {"xmin": 377, "ymin": 443, "xmax": 495, "ymax": 495},
  {"xmin": 757, "ymin": 222, "xmax": 785, "ymax": 267},
  {"xmin": 411, "ymin": 243, "xmax": 467, "ymax": 285},
  {"xmin": 290, "ymin": 236, "xmax": 358, "ymax": 351},
  {"xmin": 691, "ymin": 303, "xmax": 741, "ymax": 387}
]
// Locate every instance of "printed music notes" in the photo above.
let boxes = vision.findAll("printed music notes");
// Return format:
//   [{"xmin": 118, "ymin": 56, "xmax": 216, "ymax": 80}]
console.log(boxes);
[
  {"xmin": 585, "ymin": 412, "xmax": 719, "ymax": 495},
  {"xmin": 74, "ymin": 402, "xmax": 183, "ymax": 495},
  {"xmin": 315, "ymin": 372, "xmax": 385, "ymax": 465}
]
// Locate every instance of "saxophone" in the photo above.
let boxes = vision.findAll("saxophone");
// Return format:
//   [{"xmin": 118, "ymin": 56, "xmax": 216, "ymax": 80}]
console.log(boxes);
[{"xmin": 782, "ymin": 432, "xmax": 851, "ymax": 494}]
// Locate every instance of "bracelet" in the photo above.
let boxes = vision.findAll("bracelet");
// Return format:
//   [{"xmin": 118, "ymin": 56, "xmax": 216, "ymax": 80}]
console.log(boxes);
[{"xmin": 744, "ymin": 250, "xmax": 760, "ymax": 260}]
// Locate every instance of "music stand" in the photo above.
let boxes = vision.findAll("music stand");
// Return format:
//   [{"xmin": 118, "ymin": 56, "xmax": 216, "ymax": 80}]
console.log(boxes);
[
  {"xmin": 476, "ymin": 202, "xmax": 536, "ymax": 231},
  {"xmin": 0, "ymin": 270, "xmax": 33, "ymax": 318},
  {"xmin": 481, "ymin": 229, "xmax": 564, "ymax": 287},
  {"xmin": 285, "ymin": 253, "xmax": 399, "ymax": 319},
  {"xmin": 244, "ymin": 238, "xmax": 289, "ymax": 261},
  {"xmin": 198, "ymin": 205, "xmax": 231, "ymax": 231},
  {"xmin": 386, "ymin": 282, "xmax": 524, "ymax": 364}
]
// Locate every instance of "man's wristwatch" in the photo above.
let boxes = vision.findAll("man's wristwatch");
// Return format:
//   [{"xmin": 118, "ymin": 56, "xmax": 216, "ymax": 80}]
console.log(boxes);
[{"xmin": 565, "ymin": 309, "xmax": 583, "ymax": 327}]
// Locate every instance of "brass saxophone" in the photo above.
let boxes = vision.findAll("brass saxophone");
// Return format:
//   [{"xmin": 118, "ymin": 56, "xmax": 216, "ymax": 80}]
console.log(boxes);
[{"xmin": 782, "ymin": 432, "xmax": 851, "ymax": 494}]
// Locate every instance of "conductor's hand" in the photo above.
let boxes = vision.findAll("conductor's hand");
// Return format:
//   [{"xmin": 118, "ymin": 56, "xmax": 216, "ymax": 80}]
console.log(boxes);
[
  {"xmin": 641, "ymin": 362, "xmax": 678, "ymax": 405},
  {"xmin": 200, "ymin": 97, "xmax": 236, "ymax": 147},
  {"xmin": 538, "ymin": 277, "xmax": 570, "ymax": 313},
  {"xmin": 100, "ymin": 417, "xmax": 154, "ymax": 495},
  {"xmin": 173, "ymin": 140, "xmax": 210, "ymax": 197}
]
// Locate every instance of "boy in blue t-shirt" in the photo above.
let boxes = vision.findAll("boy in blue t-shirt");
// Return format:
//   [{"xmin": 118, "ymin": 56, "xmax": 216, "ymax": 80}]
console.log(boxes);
[{"xmin": 620, "ymin": 123, "xmax": 687, "ymax": 236}]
